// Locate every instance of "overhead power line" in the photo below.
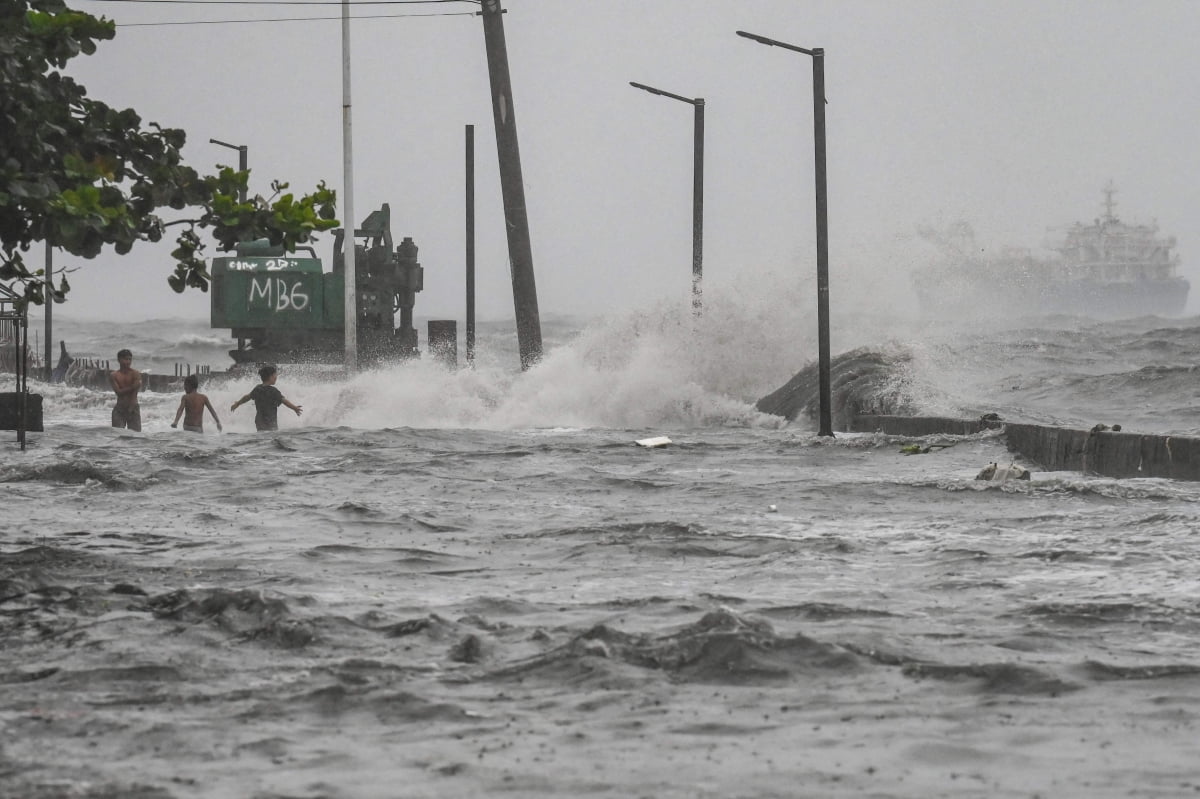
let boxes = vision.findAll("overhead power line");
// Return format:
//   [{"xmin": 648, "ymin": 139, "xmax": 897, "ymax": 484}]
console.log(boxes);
[
  {"xmin": 115, "ymin": 11, "xmax": 477, "ymax": 25},
  {"xmin": 81, "ymin": 0, "xmax": 481, "ymax": 26},
  {"xmin": 89, "ymin": 0, "xmax": 477, "ymax": 5}
]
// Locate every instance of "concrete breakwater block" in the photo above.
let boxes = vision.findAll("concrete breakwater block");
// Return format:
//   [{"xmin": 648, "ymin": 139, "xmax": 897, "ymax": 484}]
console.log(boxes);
[
  {"xmin": 0, "ymin": 392, "xmax": 43, "ymax": 432},
  {"xmin": 1004, "ymin": 423, "xmax": 1200, "ymax": 481},
  {"xmin": 850, "ymin": 415, "xmax": 1003, "ymax": 437},
  {"xmin": 850, "ymin": 414, "xmax": 1200, "ymax": 482}
]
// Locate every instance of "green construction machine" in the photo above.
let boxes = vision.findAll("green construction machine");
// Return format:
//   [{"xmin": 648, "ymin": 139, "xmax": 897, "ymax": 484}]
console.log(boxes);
[{"xmin": 210, "ymin": 204, "xmax": 424, "ymax": 365}]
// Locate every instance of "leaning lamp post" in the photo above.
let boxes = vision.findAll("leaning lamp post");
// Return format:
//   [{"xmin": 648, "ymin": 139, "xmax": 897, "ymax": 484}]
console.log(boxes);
[
  {"xmin": 736, "ymin": 30, "xmax": 833, "ymax": 437},
  {"xmin": 629, "ymin": 81, "xmax": 705, "ymax": 315}
]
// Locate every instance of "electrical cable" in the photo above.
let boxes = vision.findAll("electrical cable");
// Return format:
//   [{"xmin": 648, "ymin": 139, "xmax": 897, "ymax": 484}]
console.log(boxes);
[
  {"xmin": 79, "ymin": 0, "xmax": 482, "ymax": 26},
  {"xmin": 88, "ymin": 1, "xmax": 477, "ymax": 5},
  {"xmin": 115, "ymin": 12, "xmax": 478, "ymax": 25}
]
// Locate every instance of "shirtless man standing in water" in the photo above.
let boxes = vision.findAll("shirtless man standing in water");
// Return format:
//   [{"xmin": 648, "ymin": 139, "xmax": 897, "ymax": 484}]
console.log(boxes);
[{"xmin": 109, "ymin": 348, "xmax": 142, "ymax": 432}]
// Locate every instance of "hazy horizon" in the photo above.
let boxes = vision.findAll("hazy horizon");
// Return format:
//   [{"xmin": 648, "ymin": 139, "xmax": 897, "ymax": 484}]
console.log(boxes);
[{"xmin": 28, "ymin": 0, "xmax": 1200, "ymax": 328}]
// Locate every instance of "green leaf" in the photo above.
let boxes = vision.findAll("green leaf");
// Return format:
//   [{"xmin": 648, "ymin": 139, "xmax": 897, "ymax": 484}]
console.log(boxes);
[{"xmin": 1, "ymin": 1, "xmax": 337, "ymax": 305}]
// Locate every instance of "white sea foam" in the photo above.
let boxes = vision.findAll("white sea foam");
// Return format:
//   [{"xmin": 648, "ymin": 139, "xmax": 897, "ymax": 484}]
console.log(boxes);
[
  {"xmin": 271, "ymin": 299, "xmax": 796, "ymax": 431},
  {"xmin": 14, "ymin": 270, "xmax": 1200, "ymax": 435}
]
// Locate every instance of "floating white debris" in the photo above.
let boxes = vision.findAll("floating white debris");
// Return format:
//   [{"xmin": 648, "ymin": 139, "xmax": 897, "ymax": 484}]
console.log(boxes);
[{"xmin": 635, "ymin": 436, "xmax": 672, "ymax": 448}]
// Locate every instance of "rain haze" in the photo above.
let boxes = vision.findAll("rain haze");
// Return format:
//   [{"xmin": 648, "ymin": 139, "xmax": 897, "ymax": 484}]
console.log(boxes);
[
  {"xmin": 12, "ymin": 5, "xmax": 1200, "ymax": 797},
  {"xmin": 45, "ymin": 0, "xmax": 1200, "ymax": 326}
]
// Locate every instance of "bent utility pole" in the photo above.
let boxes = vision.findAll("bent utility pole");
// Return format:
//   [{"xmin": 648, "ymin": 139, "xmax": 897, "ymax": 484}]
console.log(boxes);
[{"xmin": 480, "ymin": 0, "xmax": 543, "ymax": 370}]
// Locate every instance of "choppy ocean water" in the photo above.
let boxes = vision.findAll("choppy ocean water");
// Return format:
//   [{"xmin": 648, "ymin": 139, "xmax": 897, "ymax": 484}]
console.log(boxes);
[{"xmin": 4, "ymin": 302, "xmax": 1200, "ymax": 798}]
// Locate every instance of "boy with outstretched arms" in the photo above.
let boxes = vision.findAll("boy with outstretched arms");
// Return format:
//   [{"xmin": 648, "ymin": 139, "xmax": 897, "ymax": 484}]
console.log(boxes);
[{"xmin": 230, "ymin": 365, "xmax": 302, "ymax": 431}]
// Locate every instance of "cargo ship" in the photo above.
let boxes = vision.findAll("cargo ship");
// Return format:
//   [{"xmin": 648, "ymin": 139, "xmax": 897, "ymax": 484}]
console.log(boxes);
[{"xmin": 912, "ymin": 184, "xmax": 1188, "ymax": 319}]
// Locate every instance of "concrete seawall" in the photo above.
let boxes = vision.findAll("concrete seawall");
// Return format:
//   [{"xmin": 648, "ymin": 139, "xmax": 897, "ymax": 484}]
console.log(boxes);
[{"xmin": 849, "ymin": 414, "xmax": 1200, "ymax": 482}]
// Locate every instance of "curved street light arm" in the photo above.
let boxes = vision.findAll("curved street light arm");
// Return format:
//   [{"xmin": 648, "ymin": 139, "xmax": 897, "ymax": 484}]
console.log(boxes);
[
  {"xmin": 736, "ymin": 30, "xmax": 817, "ymax": 56},
  {"xmin": 630, "ymin": 81, "xmax": 700, "ymax": 106}
]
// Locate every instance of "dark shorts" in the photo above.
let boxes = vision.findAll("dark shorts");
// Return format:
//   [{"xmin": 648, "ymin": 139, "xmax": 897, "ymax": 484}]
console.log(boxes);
[
  {"xmin": 182, "ymin": 423, "xmax": 203, "ymax": 433},
  {"xmin": 112, "ymin": 404, "xmax": 142, "ymax": 432}
]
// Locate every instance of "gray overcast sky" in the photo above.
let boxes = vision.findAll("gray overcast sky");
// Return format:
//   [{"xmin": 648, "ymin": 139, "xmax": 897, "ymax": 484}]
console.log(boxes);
[{"xmin": 49, "ymin": 0, "xmax": 1200, "ymax": 322}]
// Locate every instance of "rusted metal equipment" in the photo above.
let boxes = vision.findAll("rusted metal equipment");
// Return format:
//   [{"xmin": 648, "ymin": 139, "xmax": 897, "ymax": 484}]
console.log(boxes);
[{"xmin": 210, "ymin": 204, "xmax": 424, "ymax": 366}]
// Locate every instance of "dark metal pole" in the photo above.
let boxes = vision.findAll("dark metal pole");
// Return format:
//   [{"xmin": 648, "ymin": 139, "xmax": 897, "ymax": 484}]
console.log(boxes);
[
  {"xmin": 238, "ymin": 146, "xmax": 248, "ymax": 205},
  {"xmin": 44, "ymin": 242, "xmax": 51, "ymax": 381},
  {"xmin": 466, "ymin": 124, "xmax": 476, "ymax": 368},
  {"xmin": 692, "ymin": 99, "xmax": 705, "ymax": 314},
  {"xmin": 479, "ymin": 0, "xmax": 543, "ymax": 370},
  {"xmin": 19, "ymin": 313, "xmax": 27, "ymax": 449},
  {"xmin": 812, "ymin": 50, "xmax": 832, "ymax": 437},
  {"xmin": 209, "ymin": 138, "xmax": 248, "ymax": 205},
  {"xmin": 736, "ymin": 31, "xmax": 834, "ymax": 436},
  {"xmin": 629, "ymin": 82, "xmax": 705, "ymax": 315}
]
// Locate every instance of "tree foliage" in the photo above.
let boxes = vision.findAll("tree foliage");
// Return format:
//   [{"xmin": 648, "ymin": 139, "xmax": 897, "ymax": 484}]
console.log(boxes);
[{"xmin": 0, "ymin": 0, "xmax": 339, "ymax": 306}]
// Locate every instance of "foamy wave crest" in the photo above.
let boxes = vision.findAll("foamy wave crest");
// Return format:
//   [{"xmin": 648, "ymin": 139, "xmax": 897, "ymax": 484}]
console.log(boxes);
[
  {"xmin": 0, "ymin": 459, "xmax": 140, "ymax": 489},
  {"xmin": 288, "ymin": 300, "xmax": 811, "ymax": 430},
  {"xmin": 173, "ymin": 333, "xmax": 229, "ymax": 348},
  {"xmin": 483, "ymin": 607, "xmax": 860, "ymax": 686}
]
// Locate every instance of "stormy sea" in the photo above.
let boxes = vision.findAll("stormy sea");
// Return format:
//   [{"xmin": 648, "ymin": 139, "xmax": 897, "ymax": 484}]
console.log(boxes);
[{"xmin": 3, "ymin": 298, "xmax": 1200, "ymax": 798}]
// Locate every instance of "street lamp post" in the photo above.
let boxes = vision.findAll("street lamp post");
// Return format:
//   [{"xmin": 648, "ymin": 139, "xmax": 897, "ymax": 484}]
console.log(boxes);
[
  {"xmin": 44, "ymin": 242, "xmax": 52, "ymax": 382},
  {"xmin": 340, "ymin": 0, "xmax": 357, "ymax": 373},
  {"xmin": 209, "ymin": 138, "xmax": 248, "ymax": 205},
  {"xmin": 737, "ymin": 30, "xmax": 833, "ymax": 437},
  {"xmin": 629, "ymin": 81, "xmax": 704, "ymax": 314}
]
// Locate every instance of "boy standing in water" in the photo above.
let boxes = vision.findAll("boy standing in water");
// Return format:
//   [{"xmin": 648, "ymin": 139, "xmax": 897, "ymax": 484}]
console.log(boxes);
[
  {"xmin": 171, "ymin": 374, "xmax": 223, "ymax": 433},
  {"xmin": 109, "ymin": 348, "xmax": 142, "ymax": 432},
  {"xmin": 230, "ymin": 365, "xmax": 302, "ymax": 431}
]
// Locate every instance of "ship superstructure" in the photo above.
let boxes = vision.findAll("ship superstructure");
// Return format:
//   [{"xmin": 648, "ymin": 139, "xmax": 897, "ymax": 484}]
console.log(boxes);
[{"xmin": 913, "ymin": 183, "xmax": 1188, "ymax": 319}]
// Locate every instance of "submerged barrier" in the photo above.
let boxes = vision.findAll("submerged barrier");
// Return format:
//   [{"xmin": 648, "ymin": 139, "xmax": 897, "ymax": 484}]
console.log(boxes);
[
  {"xmin": 58, "ymin": 359, "xmax": 218, "ymax": 393},
  {"xmin": 754, "ymin": 352, "xmax": 1200, "ymax": 482},
  {"xmin": 849, "ymin": 414, "xmax": 1200, "ymax": 482},
  {"xmin": 62, "ymin": 367, "xmax": 182, "ymax": 393}
]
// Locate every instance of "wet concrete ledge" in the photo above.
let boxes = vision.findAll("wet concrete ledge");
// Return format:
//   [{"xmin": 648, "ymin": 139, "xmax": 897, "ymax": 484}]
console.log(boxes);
[{"xmin": 849, "ymin": 414, "xmax": 1200, "ymax": 482}]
